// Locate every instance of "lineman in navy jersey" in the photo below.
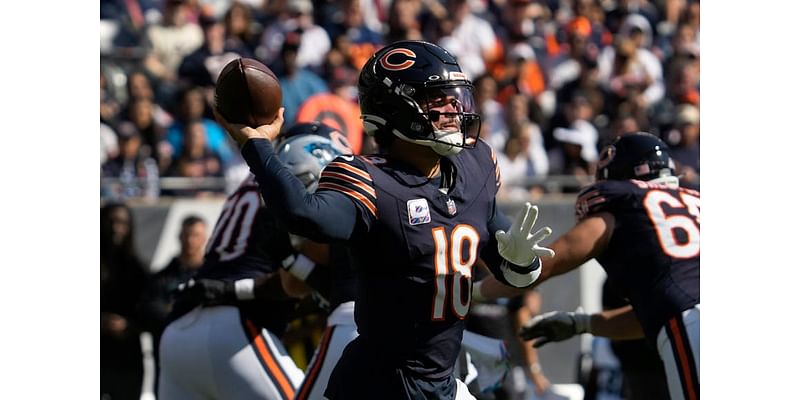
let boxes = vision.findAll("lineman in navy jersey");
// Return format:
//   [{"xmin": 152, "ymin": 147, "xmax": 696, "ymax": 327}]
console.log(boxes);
[
  {"xmin": 478, "ymin": 132, "xmax": 699, "ymax": 400},
  {"xmin": 215, "ymin": 41, "xmax": 555, "ymax": 400},
  {"xmin": 158, "ymin": 173, "xmax": 307, "ymax": 400}
]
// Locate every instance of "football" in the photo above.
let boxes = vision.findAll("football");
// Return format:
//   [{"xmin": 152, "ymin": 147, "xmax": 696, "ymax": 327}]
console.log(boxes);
[{"xmin": 214, "ymin": 58, "xmax": 282, "ymax": 127}]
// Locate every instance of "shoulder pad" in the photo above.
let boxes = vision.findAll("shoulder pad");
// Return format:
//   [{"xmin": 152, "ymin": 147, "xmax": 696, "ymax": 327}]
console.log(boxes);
[
  {"xmin": 318, "ymin": 155, "xmax": 377, "ymax": 217},
  {"xmin": 575, "ymin": 180, "xmax": 633, "ymax": 220}
]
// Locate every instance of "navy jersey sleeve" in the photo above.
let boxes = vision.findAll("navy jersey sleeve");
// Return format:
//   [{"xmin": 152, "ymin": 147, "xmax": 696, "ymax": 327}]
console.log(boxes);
[
  {"xmin": 317, "ymin": 155, "xmax": 378, "ymax": 230},
  {"xmin": 575, "ymin": 180, "xmax": 633, "ymax": 220},
  {"xmin": 241, "ymin": 139, "xmax": 365, "ymax": 242}
]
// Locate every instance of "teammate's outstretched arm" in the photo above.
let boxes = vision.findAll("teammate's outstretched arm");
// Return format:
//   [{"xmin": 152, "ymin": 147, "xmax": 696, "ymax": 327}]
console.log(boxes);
[
  {"xmin": 518, "ymin": 305, "xmax": 645, "ymax": 348},
  {"xmin": 474, "ymin": 212, "xmax": 615, "ymax": 300},
  {"xmin": 214, "ymin": 108, "xmax": 362, "ymax": 242}
]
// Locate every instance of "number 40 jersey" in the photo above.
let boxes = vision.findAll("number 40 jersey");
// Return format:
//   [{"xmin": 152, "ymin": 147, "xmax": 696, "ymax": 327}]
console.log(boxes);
[{"xmin": 576, "ymin": 179, "xmax": 700, "ymax": 343}]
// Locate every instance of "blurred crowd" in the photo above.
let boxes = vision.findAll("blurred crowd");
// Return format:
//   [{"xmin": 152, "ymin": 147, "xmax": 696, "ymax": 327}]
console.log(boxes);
[{"xmin": 100, "ymin": 0, "xmax": 700, "ymax": 201}]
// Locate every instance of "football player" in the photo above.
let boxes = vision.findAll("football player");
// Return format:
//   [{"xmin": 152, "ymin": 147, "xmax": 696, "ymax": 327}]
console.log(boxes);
[
  {"xmin": 215, "ymin": 40, "xmax": 555, "ymax": 400},
  {"xmin": 272, "ymin": 123, "xmax": 361, "ymax": 400},
  {"xmin": 476, "ymin": 132, "xmax": 699, "ymax": 400},
  {"xmin": 156, "ymin": 132, "xmax": 345, "ymax": 400},
  {"xmin": 184, "ymin": 123, "xmax": 512, "ymax": 399}
]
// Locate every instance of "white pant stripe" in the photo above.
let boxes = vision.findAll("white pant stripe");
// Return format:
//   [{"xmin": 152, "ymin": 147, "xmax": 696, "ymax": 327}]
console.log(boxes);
[{"xmin": 657, "ymin": 305, "xmax": 700, "ymax": 400}]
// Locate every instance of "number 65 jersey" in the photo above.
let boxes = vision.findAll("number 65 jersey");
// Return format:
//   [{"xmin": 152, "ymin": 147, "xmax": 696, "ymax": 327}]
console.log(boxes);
[{"xmin": 576, "ymin": 179, "xmax": 700, "ymax": 342}]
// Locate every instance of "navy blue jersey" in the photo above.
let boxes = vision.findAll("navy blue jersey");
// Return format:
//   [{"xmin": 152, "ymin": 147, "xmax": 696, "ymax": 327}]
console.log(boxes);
[
  {"xmin": 329, "ymin": 244, "xmax": 358, "ymax": 309},
  {"xmin": 241, "ymin": 137, "xmax": 533, "ymax": 399},
  {"xmin": 576, "ymin": 179, "xmax": 700, "ymax": 342},
  {"xmin": 298, "ymin": 243, "xmax": 358, "ymax": 312},
  {"xmin": 186, "ymin": 174, "xmax": 297, "ymax": 334},
  {"xmin": 197, "ymin": 174, "xmax": 285, "ymax": 280},
  {"xmin": 315, "ymin": 139, "xmax": 508, "ymax": 378}
]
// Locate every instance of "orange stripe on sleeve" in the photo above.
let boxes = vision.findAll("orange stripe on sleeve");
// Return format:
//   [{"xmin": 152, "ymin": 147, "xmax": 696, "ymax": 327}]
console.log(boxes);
[
  {"xmin": 326, "ymin": 162, "xmax": 372, "ymax": 181},
  {"xmin": 318, "ymin": 182, "xmax": 378, "ymax": 217},
  {"xmin": 321, "ymin": 170, "xmax": 377, "ymax": 197}
]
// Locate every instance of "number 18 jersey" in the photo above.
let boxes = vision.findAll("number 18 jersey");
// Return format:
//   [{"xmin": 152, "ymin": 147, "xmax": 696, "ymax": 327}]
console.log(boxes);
[
  {"xmin": 316, "ymin": 140, "xmax": 505, "ymax": 381},
  {"xmin": 576, "ymin": 179, "xmax": 700, "ymax": 342}
]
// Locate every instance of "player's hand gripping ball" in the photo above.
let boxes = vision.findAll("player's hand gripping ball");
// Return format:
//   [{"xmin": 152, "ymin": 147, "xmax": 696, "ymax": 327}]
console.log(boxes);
[{"xmin": 215, "ymin": 58, "xmax": 282, "ymax": 127}]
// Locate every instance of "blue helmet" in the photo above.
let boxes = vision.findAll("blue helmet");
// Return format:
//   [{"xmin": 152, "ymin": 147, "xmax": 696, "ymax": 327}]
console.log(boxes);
[
  {"xmin": 276, "ymin": 133, "xmax": 344, "ymax": 192},
  {"xmin": 281, "ymin": 121, "xmax": 353, "ymax": 155}
]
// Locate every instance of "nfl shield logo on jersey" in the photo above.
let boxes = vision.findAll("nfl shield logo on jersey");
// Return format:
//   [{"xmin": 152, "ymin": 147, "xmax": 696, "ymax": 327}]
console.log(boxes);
[
  {"xmin": 407, "ymin": 198, "xmax": 432, "ymax": 225},
  {"xmin": 446, "ymin": 198, "xmax": 457, "ymax": 216}
]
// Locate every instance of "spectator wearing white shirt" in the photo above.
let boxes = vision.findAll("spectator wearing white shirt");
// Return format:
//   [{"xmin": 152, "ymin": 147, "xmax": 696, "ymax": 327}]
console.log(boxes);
[
  {"xmin": 436, "ymin": 0, "xmax": 499, "ymax": 79},
  {"xmin": 496, "ymin": 121, "xmax": 549, "ymax": 201},
  {"xmin": 597, "ymin": 15, "xmax": 664, "ymax": 110},
  {"xmin": 257, "ymin": 0, "xmax": 331, "ymax": 71},
  {"xmin": 101, "ymin": 122, "xmax": 120, "ymax": 166},
  {"xmin": 474, "ymin": 74, "xmax": 508, "ymax": 152},
  {"xmin": 144, "ymin": 0, "xmax": 204, "ymax": 82}
]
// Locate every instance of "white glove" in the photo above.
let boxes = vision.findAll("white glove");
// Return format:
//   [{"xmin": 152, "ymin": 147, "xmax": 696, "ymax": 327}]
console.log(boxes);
[
  {"xmin": 495, "ymin": 202, "xmax": 555, "ymax": 266},
  {"xmin": 519, "ymin": 310, "xmax": 591, "ymax": 348}
]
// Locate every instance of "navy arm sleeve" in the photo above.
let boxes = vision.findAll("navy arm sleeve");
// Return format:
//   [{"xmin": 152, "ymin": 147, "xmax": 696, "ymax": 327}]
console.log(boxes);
[
  {"xmin": 241, "ymin": 139, "xmax": 361, "ymax": 242},
  {"xmin": 479, "ymin": 199, "xmax": 541, "ymax": 288}
]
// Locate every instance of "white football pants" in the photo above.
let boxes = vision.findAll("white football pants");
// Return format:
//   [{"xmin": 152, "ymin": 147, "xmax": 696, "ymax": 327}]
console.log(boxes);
[
  {"xmin": 294, "ymin": 301, "xmax": 477, "ymax": 400},
  {"xmin": 657, "ymin": 304, "xmax": 700, "ymax": 400},
  {"xmin": 158, "ymin": 306, "xmax": 304, "ymax": 400},
  {"xmin": 295, "ymin": 301, "xmax": 358, "ymax": 400}
]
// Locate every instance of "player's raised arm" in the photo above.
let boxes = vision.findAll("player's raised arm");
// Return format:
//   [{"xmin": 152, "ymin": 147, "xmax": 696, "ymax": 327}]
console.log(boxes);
[{"xmin": 215, "ymin": 108, "xmax": 367, "ymax": 243}]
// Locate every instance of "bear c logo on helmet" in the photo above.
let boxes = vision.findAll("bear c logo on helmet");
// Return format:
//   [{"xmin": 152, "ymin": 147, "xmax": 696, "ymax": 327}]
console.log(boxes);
[
  {"xmin": 379, "ymin": 48, "xmax": 417, "ymax": 71},
  {"xmin": 598, "ymin": 145, "xmax": 616, "ymax": 169}
]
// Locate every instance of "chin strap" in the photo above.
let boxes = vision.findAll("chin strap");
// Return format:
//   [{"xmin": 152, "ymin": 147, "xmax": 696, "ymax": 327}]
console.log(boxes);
[{"xmin": 391, "ymin": 128, "xmax": 464, "ymax": 156}]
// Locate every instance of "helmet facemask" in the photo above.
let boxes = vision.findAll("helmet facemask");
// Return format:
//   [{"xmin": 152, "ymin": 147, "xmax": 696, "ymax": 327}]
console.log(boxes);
[
  {"xmin": 358, "ymin": 41, "xmax": 482, "ymax": 155},
  {"xmin": 362, "ymin": 80, "xmax": 481, "ymax": 156},
  {"xmin": 410, "ymin": 84, "xmax": 480, "ymax": 155}
]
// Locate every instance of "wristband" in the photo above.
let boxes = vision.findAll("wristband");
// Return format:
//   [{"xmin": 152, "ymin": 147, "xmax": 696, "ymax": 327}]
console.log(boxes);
[
  {"xmin": 500, "ymin": 258, "xmax": 542, "ymax": 288},
  {"xmin": 234, "ymin": 279, "xmax": 256, "ymax": 300},
  {"xmin": 506, "ymin": 257, "xmax": 541, "ymax": 274},
  {"xmin": 572, "ymin": 312, "xmax": 591, "ymax": 334},
  {"xmin": 528, "ymin": 362, "xmax": 542, "ymax": 374},
  {"xmin": 287, "ymin": 254, "xmax": 315, "ymax": 281},
  {"xmin": 281, "ymin": 254, "xmax": 297, "ymax": 269}
]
